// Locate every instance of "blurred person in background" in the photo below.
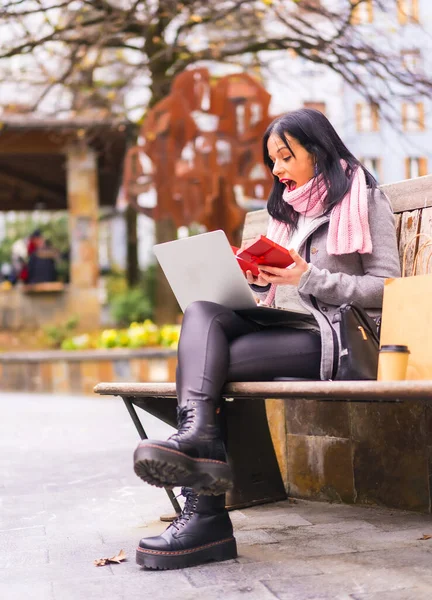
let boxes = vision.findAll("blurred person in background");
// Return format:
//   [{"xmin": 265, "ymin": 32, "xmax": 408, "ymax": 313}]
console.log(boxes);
[{"xmin": 27, "ymin": 237, "xmax": 59, "ymax": 284}]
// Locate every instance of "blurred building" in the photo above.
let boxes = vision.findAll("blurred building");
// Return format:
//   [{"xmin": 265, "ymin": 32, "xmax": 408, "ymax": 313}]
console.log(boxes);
[
  {"xmin": 343, "ymin": 0, "xmax": 431, "ymax": 183},
  {"xmin": 0, "ymin": 117, "xmax": 132, "ymax": 330},
  {"xmin": 262, "ymin": 0, "xmax": 431, "ymax": 184}
]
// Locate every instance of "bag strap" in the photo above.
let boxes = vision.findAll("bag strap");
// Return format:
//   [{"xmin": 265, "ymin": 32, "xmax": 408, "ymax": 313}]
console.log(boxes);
[{"xmin": 339, "ymin": 302, "xmax": 379, "ymax": 343}]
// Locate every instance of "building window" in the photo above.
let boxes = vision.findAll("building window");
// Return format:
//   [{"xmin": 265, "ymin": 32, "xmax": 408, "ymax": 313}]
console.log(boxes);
[
  {"xmin": 362, "ymin": 157, "xmax": 382, "ymax": 181},
  {"xmin": 351, "ymin": 0, "xmax": 374, "ymax": 24},
  {"xmin": 402, "ymin": 102, "xmax": 425, "ymax": 132},
  {"xmin": 405, "ymin": 157, "xmax": 428, "ymax": 179},
  {"xmin": 355, "ymin": 102, "xmax": 379, "ymax": 132},
  {"xmin": 303, "ymin": 102, "xmax": 326, "ymax": 115},
  {"xmin": 397, "ymin": 0, "xmax": 419, "ymax": 25},
  {"xmin": 401, "ymin": 49, "xmax": 422, "ymax": 73}
]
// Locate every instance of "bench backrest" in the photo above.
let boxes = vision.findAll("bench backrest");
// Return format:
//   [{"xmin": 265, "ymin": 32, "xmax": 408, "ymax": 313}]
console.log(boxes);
[{"xmin": 242, "ymin": 174, "xmax": 432, "ymax": 277}]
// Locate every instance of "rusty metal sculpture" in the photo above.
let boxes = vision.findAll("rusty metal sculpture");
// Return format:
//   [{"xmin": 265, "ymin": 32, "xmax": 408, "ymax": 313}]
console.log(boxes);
[{"xmin": 123, "ymin": 67, "xmax": 274, "ymax": 244}]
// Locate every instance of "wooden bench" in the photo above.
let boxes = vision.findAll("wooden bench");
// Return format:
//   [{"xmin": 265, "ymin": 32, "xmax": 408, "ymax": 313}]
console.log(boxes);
[
  {"xmin": 95, "ymin": 174, "xmax": 432, "ymax": 514},
  {"xmin": 22, "ymin": 282, "xmax": 65, "ymax": 293}
]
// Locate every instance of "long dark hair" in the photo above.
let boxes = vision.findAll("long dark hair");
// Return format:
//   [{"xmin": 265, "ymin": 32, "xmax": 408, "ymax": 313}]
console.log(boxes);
[{"xmin": 263, "ymin": 108, "xmax": 378, "ymax": 228}]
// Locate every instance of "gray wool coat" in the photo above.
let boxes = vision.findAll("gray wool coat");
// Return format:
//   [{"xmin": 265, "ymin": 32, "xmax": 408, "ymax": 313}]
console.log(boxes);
[{"xmin": 257, "ymin": 190, "xmax": 401, "ymax": 380}]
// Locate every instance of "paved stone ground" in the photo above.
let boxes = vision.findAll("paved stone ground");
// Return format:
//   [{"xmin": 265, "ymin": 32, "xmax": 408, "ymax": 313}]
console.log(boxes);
[{"xmin": 2, "ymin": 392, "xmax": 432, "ymax": 600}]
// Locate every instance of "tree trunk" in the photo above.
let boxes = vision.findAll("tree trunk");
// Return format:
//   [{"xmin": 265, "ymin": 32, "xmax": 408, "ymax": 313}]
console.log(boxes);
[
  {"xmin": 126, "ymin": 203, "xmax": 139, "ymax": 287},
  {"xmin": 140, "ymin": 61, "xmax": 181, "ymax": 323},
  {"xmin": 154, "ymin": 217, "xmax": 180, "ymax": 324}
]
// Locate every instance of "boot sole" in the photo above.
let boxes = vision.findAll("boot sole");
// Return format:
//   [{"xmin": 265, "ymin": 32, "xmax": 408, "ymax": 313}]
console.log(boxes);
[
  {"xmin": 136, "ymin": 537, "xmax": 237, "ymax": 570},
  {"xmin": 133, "ymin": 444, "xmax": 233, "ymax": 495}
]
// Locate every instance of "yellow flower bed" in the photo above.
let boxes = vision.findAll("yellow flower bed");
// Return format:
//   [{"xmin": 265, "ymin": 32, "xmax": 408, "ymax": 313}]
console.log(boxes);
[{"xmin": 61, "ymin": 320, "xmax": 181, "ymax": 351}]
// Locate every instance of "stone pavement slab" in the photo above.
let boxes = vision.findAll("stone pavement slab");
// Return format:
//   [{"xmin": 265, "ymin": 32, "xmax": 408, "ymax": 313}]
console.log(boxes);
[
  {"xmin": 1, "ymin": 391, "xmax": 432, "ymax": 600},
  {"xmin": 352, "ymin": 589, "xmax": 432, "ymax": 600}
]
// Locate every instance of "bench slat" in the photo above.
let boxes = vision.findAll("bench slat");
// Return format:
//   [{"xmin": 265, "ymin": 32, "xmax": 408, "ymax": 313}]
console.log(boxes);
[
  {"xmin": 242, "ymin": 210, "xmax": 269, "ymax": 242},
  {"xmin": 418, "ymin": 206, "xmax": 432, "ymax": 274},
  {"xmin": 395, "ymin": 213, "xmax": 402, "ymax": 245},
  {"xmin": 380, "ymin": 174, "xmax": 432, "ymax": 213},
  {"xmin": 23, "ymin": 282, "xmax": 65, "ymax": 293},
  {"xmin": 94, "ymin": 380, "xmax": 432, "ymax": 401},
  {"xmin": 398, "ymin": 209, "xmax": 422, "ymax": 275}
]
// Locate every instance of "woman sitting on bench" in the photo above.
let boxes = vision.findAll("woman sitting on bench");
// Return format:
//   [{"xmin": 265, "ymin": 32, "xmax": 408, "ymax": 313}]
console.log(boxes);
[{"xmin": 133, "ymin": 108, "xmax": 401, "ymax": 570}]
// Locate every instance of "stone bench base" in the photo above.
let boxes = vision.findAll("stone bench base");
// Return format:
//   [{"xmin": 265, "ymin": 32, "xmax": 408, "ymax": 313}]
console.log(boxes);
[{"xmin": 94, "ymin": 380, "xmax": 432, "ymax": 513}]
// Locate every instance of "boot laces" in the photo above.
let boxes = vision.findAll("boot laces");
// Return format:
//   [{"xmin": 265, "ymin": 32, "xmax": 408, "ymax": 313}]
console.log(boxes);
[
  {"xmin": 171, "ymin": 488, "xmax": 198, "ymax": 530},
  {"xmin": 169, "ymin": 405, "xmax": 196, "ymax": 440}
]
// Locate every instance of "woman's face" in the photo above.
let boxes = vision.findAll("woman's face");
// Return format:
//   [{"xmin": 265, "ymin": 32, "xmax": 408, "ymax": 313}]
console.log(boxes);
[{"xmin": 267, "ymin": 134, "xmax": 315, "ymax": 190}]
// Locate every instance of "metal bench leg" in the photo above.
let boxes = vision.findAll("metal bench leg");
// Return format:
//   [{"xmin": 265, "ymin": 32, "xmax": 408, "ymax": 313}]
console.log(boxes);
[{"xmin": 122, "ymin": 396, "xmax": 181, "ymax": 516}]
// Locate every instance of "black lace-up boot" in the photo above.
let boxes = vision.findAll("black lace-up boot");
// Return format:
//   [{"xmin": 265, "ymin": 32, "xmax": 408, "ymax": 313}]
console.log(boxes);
[
  {"xmin": 136, "ymin": 488, "xmax": 236, "ymax": 570},
  {"xmin": 133, "ymin": 400, "xmax": 232, "ymax": 495}
]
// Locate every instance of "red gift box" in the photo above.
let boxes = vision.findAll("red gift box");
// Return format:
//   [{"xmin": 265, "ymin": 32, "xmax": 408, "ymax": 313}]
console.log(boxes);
[
  {"xmin": 236, "ymin": 236, "xmax": 294, "ymax": 270},
  {"xmin": 231, "ymin": 235, "xmax": 294, "ymax": 277},
  {"xmin": 231, "ymin": 245, "xmax": 260, "ymax": 276}
]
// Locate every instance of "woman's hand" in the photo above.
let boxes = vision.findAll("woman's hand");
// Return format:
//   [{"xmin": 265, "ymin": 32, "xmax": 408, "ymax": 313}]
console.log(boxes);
[
  {"xmin": 245, "ymin": 269, "xmax": 269, "ymax": 287},
  {"xmin": 257, "ymin": 249, "xmax": 309, "ymax": 287}
]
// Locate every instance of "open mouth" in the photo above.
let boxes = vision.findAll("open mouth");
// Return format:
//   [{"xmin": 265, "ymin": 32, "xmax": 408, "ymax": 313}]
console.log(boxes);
[{"xmin": 281, "ymin": 179, "xmax": 297, "ymax": 191}]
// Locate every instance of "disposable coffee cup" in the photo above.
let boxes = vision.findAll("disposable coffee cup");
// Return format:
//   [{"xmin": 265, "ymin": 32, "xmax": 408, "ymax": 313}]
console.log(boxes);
[{"xmin": 378, "ymin": 345, "xmax": 410, "ymax": 381}]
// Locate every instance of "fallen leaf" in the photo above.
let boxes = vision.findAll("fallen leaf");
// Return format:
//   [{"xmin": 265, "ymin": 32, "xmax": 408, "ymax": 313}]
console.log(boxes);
[
  {"xmin": 94, "ymin": 549, "xmax": 127, "ymax": 567},
  {"xmin": 418, "ymin": 534, "xmax": 432, "ymax": 541},
  {"xmin": 94, "ymin": 558, "xmax": 108, "ymax": 567},
  {"xmin": 109, "ymin": 549, "xmax": 127, "ymax": 563}
]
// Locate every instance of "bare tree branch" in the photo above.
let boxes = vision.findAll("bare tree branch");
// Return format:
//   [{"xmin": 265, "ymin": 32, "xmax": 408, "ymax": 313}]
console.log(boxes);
[{"xmin": 0, "ymin": 0, "xmax": 429, "ymax": 119}]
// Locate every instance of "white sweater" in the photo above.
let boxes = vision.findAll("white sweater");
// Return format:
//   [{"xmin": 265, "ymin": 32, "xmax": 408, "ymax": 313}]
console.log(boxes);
[{"xmin": 255, "ymin": 214, "xmax": 320, "ymax": 316}]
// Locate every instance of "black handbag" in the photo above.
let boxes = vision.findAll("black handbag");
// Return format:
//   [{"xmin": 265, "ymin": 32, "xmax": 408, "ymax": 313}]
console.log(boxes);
[{"xmin": 333, "ymin": 302, "xmax": 380, "ymax": 380}]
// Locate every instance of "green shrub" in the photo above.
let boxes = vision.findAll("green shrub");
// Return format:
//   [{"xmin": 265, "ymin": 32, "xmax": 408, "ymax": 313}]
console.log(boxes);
[
  {"xmin": 44, "ymin": 315, "xmax": 79, "ymax": 348},
  {"xmin": 110, "ymin": 287, "xmax": 153, "ymax": 326},
  {"xmin": 141, "ymin": 263, "xmax": 157, "ymax": 310},
  {"xmin": 105, "ymin": 267, "xmax": 128, "ymax": 303},
  {"xmin": 61, "ymin": 334, "xmax": 92, "ymax": 351}
]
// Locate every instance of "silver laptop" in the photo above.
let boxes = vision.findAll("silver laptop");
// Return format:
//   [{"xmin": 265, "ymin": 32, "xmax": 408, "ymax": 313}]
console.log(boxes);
[
  {"xmin": 153, "ymin": 230, "xmax": 310, "ymax": 323},
  {"xmin": 153, "ymin": 230, "xmax": 258, "ymax": 311}
]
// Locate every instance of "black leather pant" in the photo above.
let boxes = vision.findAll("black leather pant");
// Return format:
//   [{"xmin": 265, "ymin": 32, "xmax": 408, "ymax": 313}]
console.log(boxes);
[{"xmin": 176, "ymin": 301, "xmax": 321, "ymax": 406}]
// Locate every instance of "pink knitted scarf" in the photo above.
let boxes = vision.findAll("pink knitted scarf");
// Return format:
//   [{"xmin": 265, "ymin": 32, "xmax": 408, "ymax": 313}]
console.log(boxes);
[{"xmin": 263, "ymin": 163, "xmax": 372, "ymax": 306}]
